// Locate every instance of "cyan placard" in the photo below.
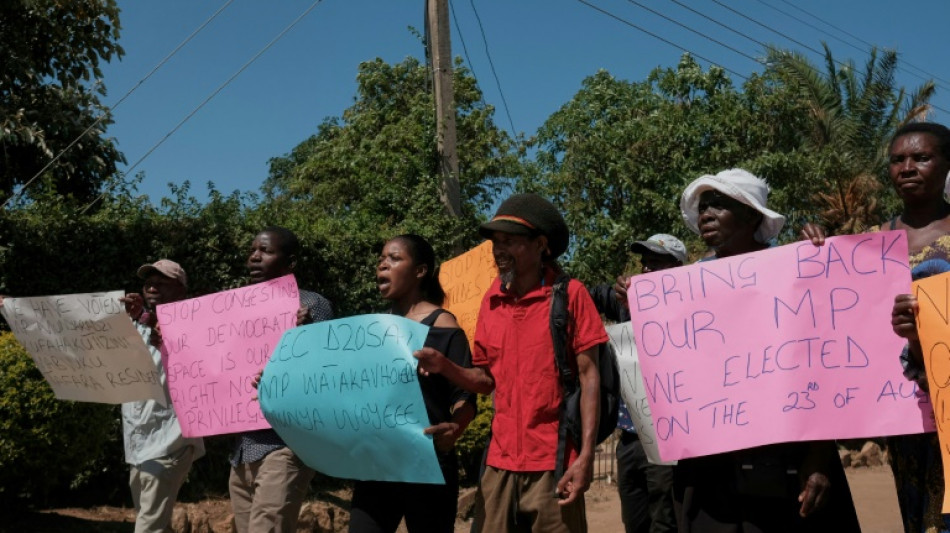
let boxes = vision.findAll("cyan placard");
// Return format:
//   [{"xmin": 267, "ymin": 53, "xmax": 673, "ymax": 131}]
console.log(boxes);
[{"xmin": 258, "ymin": 314, "xmax": 444, "ymax": 484}]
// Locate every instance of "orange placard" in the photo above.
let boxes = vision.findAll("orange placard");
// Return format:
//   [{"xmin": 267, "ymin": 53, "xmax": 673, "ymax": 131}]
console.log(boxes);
[
  {"xmin": 913, "ymin": 271, "xmax": 950, "ymax": 511},
  {"xmin": 438, "ymin": 241, "xmax": 497, "ymax": 349}
]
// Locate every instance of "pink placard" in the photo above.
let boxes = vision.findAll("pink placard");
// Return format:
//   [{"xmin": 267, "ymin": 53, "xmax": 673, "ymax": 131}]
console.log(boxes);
[
  {"xmin": 156, "ymin": 275, "xmax": 300, "ymax": 437},
  {"xmin": 627, "ymin": 231, "xmax": 932, "ymax": 461}
]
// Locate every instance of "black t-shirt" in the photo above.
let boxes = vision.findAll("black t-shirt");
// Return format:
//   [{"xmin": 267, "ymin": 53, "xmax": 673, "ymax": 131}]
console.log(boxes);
[{"xmin": 417, "ymin": 309, "xmax": 476, "ymax": 441}]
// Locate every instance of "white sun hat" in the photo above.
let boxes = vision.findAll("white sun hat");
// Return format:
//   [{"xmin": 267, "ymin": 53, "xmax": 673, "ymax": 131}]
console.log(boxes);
[{"xmin": 680, "ymin": 168, "xmax": 786, "ymax": 243}]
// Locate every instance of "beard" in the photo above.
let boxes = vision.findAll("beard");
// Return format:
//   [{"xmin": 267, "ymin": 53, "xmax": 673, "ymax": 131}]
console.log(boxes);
[{"xmin": 499, "ymin": 269, "xmax": 515, "ymax": 291}]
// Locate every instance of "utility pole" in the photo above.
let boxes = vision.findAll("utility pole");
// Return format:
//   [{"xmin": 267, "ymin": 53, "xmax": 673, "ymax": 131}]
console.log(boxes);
[{"xmin": 427, "ymin": 0, "xmax": 461, "ymax": 218}]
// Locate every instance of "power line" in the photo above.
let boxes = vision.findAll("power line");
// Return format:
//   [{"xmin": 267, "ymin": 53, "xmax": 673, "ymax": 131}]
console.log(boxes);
[
  {"xmin": 575, "ymin": 0, "xmax": 749, "ymax": 82},
  {"xmin": 623, "ymin": 0, "xmax": 762, "ymax": 66},
  {"xmin": 707, "ymin": 0, "xmax": 949, "ymax": 115},
  {"xmin": 448, "ymin": 0, "xmax": 484, "ymax": 106},
  {"xmin": 468, "ymin": 0, "xmax": 517, "ymax": 135},
  {"xmin": 753, "ymin": 0, "xmax": 948, "ymax": 91},
  {"xmin": 80, "ymin": 0, "xmax": 325, "ymax": 214},
  {"xmin": 667, "ymin": 0, "xmax": 770, "ymax": 51},
  {"xmin": 3, "ymin": 0, "xmax": 235, "ymax": 209},
  {"xmin": 771, "ymin": 0, "xmax": 950, "ymax": 87}
]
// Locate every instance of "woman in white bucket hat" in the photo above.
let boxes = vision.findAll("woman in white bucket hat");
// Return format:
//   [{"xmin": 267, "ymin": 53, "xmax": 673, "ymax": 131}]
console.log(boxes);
[{"xmin": 672, "ymin": 168, "xmax": 860, "ymax": 532}]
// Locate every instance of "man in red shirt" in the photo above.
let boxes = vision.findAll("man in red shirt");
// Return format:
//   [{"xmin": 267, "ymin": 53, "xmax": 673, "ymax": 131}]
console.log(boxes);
[{"xmin": 416, "ymin": 193, "xmax": 607, "ymax": 532}]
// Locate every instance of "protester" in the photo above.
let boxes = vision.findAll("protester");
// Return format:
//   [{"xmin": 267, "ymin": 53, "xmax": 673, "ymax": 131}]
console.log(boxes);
[
  {"xmin": 872, "ymin": 122, "xmax": 950, "ymax": 532},
  {"xmin": 348, "ymin": 234, "xmax": 476, "ymax": 533},
  {"xmin": 229, "ymin": 227, "xmax": 333, "ymax": 533},
  {"xmin": 674, "ymin": 169, "xmax": 861, "ymax": 531},
  {"xmin": 119, "ymin": 260, "xmax": 205, "ymax": 533},
  {"xmin": 416, "ymin": 193, "xmax": 607, "ymax": 532},
  {"xmin": 588, "ymin": 234, "xmax": 685, "ymax": 533}
]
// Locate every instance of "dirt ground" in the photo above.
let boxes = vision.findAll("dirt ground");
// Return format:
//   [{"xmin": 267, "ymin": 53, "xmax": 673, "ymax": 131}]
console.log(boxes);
[{"xmin": 12, "ymin": 466, "xmax": 904, "ymax": 532}]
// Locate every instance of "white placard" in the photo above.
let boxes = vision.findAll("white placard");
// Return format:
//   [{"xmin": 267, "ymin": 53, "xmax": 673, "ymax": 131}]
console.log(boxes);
[
  {"xmin": 607, "ymin": 321, "xmax": 676, "ymax": 465},
  {"xmin": 1, "ymin": 291, "xmax": 166, "ymax": 404}
]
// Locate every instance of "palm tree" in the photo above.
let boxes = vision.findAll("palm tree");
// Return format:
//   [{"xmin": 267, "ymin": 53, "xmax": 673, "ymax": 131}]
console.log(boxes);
[{"xmin": 767, "ymin": 44, "xmax": 935, "ymax": 234}]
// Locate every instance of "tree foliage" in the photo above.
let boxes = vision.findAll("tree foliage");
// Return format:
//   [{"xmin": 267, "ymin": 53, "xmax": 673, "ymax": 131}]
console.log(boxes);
[
  {"xmin": 523, "ymin": 55, "xmax": 811, "ymax": 283},
  {"xmin": 262, "ymin": 57, "xmax": 520, "ymax": 315},
  {"xmin": 0, "ymin": 0, "xmax": 125, "ymax": 204},
  {"xmin": 766, "ymin": 44, "xmax": 935, "ymax": 234}
]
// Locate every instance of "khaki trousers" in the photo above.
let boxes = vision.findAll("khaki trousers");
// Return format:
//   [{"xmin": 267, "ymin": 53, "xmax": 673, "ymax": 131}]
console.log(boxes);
[
  {"xmin": 130, "ymin": 445, "xmax": 197, "ymax": 533},
  {"xmin": 228, "ymin": 446, "xmax": 315, "ymax": 533},
  {"xmin": 473, "ymin": 465, "xmax": 587, "ymax": 533}
]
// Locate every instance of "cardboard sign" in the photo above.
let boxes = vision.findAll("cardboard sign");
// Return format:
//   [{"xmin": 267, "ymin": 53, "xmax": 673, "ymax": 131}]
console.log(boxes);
[
  {"xmin": 606, "ymin": 322, "xmax": 675, "ymax": 465},
  {"xmin": 439, "ymin": 241, "xmax": 496, "ymax": 349},
  {"xmin": 0, "ymin": 291, "xmax": 166, "ymax": 404},
  {"xmin": 912, "ymin": 270, "xmax": 950, "ymax": 511},
  {"xmin": 156, "ymin": 275, "xmax": 300, "ymax": 437},
  {"xmin": 627, "ymin": 231, "xmax": 930, "ymax": 461},
  {"xmin": 259, "ymin": 314, "xmax": 444, "ymax": 484}
]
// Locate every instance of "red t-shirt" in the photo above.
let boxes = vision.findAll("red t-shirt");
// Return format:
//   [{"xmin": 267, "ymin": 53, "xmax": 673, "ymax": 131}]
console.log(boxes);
[{"xmin": 473, "ymin": 269, "xmax": 608, "ymax": 472}]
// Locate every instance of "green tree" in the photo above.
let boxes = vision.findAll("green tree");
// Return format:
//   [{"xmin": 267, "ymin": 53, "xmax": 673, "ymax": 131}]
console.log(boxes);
[
  {"xmin": 261, "ymin": 57, "xmax": 520, "ymax": 315},
  {"xmin": 766, "ymin": 44, "xmax": 935, "ymax": 234},
  {"xmin": 0, "ymin": 0, "xmax": 125, "ymax": 204},
  {"xmin": 523, "ymin": 55, "xmax": 810, "ymax": 284}
]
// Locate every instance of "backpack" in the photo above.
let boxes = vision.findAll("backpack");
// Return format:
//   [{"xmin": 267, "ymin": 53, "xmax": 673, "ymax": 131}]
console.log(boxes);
[{"xmin": 550, "ymin": 273, "xmax": 621, "ymax": 479}]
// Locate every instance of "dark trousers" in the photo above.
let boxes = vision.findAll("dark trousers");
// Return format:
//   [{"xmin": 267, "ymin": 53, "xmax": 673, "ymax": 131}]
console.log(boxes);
[
  {"xmin": 616, "ymin": 431, "xmax": 676, "ymax": 533},
  {"xmin": 349, "ymin": 455, "xmax": 459, "ymax": 533}
]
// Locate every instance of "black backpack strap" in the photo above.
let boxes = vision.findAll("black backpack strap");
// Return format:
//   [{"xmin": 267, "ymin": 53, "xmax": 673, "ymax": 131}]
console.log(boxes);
[{"xmin": 550, "ymin": 273, "xmax": 575, "ymax": 481}]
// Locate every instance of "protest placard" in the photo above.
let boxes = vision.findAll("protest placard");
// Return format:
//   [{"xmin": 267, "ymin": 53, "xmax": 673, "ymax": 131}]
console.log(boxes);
[
  {"xmin": 606, "ymin": 322, "xmax": 675, "ymax": 465},
  {"xmin": 439, "ymin": 240, "xmax": 496, "ymax": 349},
  {"xmin": 0, "ymin": 291, "xmax": 166, "ymax": 404},
  {"xmin": 156, "ymin": 274, "xmax": 300, "ymax": 437},
  {"xmin": 912, "ymin": 270, "xmax": 950, "ymax": 511},
  {"xmin": 259, "ymin": 314, "xmax": 443, "ymax": 484},
  {"xmin": 627, "ymin": 231, "xmax": 930, "ymax": 461}
]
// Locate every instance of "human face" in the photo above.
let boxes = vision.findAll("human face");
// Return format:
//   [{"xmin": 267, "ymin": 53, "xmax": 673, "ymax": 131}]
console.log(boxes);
[
  {"xmin": 247, "ymin": 232, "xmax": 294, "ymax": 283},
  {"xmin": 696, "ymin": 190, "xmax": 759, "ymax": 254},
  {"xmin": 889, "ymin": 133, "xmax": 950, "ymax": 204},
  {"xmin": 376, "ymin": 239, "xmax": 424, "ymax": 301},
  {"xmin": 490, "ymin": 231, "xmax": 545, "ymax": 278},
  {"xmin": 142, "ymin": 274, "xmax": 186, "ymax": 307},
  {"xmin": 639, "ymin": 250, "xmax": 681, "ymax": 273}
]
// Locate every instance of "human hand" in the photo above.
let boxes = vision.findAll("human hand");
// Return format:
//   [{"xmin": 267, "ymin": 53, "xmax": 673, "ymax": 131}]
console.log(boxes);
[
  {"xmin": 892, "ymin": 294, "xmax": 919, "ymax": 341},
  {"xmin": 119, "ymin": 293, "xmax": 145, "ymax": 320},
  {"xmin": 555, "ymin": 455, "xmax": 592, "ymax": 506},
  {"xmin": 800, "ymin": 223, "xmax": 826, "ymax": 247},
  {"xmin": 251, "ymin": 368, "xmax": 265, "ymax": 401},
  {"xmin": 424, "ymin": 422, "xmax": 461, "ymax": 453},
  {"xmin": 414, "ymin": 347, "xmax": 448, "ymax": 377},
  {"xmin": 798, "ymin": 471, "xmax": 830, "ymax": 517},
  {"xmin": 613, "ymin": 275, "xmax": 631, "ymax": 309},
  {"xmin": 148, "ymin": 322, "xmax": 163, "ymax": 348},
  {"xmin": 295, "ymin": 306, "xmax": 311, "ymax": 327}
]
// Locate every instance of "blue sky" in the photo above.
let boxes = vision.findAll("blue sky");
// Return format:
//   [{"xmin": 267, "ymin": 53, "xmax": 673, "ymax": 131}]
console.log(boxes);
[{"xmin": 98, "ymin": 0, "xmax": 950, "ymax": 203}]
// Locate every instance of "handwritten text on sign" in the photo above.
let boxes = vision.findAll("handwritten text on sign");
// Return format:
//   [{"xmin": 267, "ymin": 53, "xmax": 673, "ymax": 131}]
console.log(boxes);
[
  {"xmin": 259, "ymin": 314, "xmax": 444, "ymax": 484},
  {"xmin": 439, "ymin": 241, "xmax": 496, "ymax": 350},
  {"xmin": 912, "ymin": 271, "xmax": 950, "ymax": 512},
  {"xmin": 606, "ymin": 322, "xmax": 675, "ymax": 466},
  {"xmin": 627, "ymin": 231, "xmax": 929, "ymax": 461},
  {"xmin": 156, "ymin": 275, "xmax": 300, "ymax": 437},
  {"xmin": 0, "ymin": 291, "xmax": 166, "ymax": 404}
]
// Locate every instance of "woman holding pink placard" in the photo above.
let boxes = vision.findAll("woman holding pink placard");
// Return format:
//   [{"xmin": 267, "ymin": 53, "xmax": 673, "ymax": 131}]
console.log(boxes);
[{"xmin": 676, "ymin": 169, "xmax": 860, "ymax": 532}]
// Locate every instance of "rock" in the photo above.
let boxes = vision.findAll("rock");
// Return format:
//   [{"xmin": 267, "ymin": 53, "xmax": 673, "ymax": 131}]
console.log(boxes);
[
  {"xmin": 298, "ymin": 500, "xmax": 349, "ymax": 533},
  {"xmin": 859, "ymin": 441, "xmax": 884, "ymax": 467},
  {"xmin": 457, "ymin": 487, "xmax": 478, "ymax": 520},
  {"xmin": 839, "ymin": 448, "xmax": 852, "ymax": 468}
]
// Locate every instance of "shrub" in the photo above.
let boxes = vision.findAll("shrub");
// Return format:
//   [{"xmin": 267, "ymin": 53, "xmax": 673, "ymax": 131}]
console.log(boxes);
[
  {"xmin": 0, "ymin": 332, "xmax": 117, "ymax": 510},
  {"xmin": 455, "ymin": 394, "xmax": 493, "ymax": 486}
]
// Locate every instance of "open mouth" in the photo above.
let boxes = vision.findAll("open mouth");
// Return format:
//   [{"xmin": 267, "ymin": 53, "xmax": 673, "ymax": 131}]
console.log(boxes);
[{"xmin": 377, "ymin": 275, "xmax": 392, "ymax": 293}]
